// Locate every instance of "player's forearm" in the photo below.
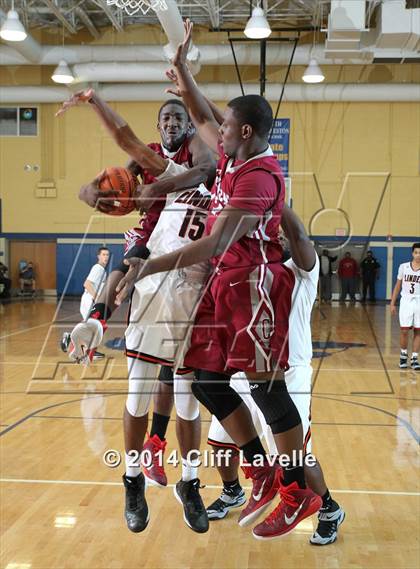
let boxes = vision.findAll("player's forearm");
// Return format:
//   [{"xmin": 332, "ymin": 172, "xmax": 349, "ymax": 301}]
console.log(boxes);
[
  {"xmin": 84, "ymin": 281, "xmax": 96, "ymax": 298},
  {"xmin": 390, "ymin": 281, "xmax": 401, "ymax": 305},
  {"xmin": 89, "ymin": 94, "xmax": 166, "ymax": 176},
  {"xmin": 204, "ymin": 96, "xmax": 224, "ymax": 125},
  {"xmin": 281, "ymin": 207, "xmax": 315, "ymax": 271},
  {"xmin": 175, "ymin": 63, "xmax": 215, "ymax": 126},
  {"xmin": 150, "ymin": 165, "xmax": 212, "ymax": 197}
]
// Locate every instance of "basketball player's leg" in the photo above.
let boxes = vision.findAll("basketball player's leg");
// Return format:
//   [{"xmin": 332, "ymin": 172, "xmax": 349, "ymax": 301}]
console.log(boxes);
[
  {"xmin": 173, "ymin": 370, "xmax": 208, "ymax": 533},
  {"xmin": 142, "ymin": 368, "xmax": 174, "ymax": 488},
  {"xmin": 399, "ymin": 298, "xmax": 413, "ymax": 368},
  {"xmin": 122, "ymin": 357, "xmax": 157, "ymax": 533}
]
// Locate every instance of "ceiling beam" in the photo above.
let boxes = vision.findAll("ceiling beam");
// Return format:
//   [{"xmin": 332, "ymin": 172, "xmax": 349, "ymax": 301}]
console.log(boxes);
[
  {"xmin": 94, "ymin": 0, "xmax": 124, "ymax": 32},
  {"xmin": 42, "ymin": 0, "xmax": 78, "ymax": 34},
  {"xmin": 205, "ymin": 0, "xmax": 219, "ymax": 29},
  {"xmin": 76, "ymin": 6, "xmax": 100, "ymax": 39}
]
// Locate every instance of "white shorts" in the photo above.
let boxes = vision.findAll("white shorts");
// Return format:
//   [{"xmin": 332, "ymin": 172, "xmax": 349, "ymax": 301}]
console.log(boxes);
[
  {"xmin": 399, "ymin": 297, "xmax": 420, "ymax": 330},
  {"xmin": 80, "ymin": 292, "xmax": 94, "ymax": 320},
  {"xmin": 208, "ymin": 366, "xmax": 312, "ymax": 454},
  {"xmin": 125, "ymin": 269, "xmax": 206, "ymax": 371}
]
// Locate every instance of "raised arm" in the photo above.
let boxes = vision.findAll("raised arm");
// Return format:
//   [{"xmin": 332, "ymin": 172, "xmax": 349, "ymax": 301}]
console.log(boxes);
[
  {"xmin": 171, "ymin": 20, "xmax": 221, "ymax": 153},
  {"xmin": 166, "ymin": 68, "xmax": 224, "ymax": 126},
  {"xmin": 280, "ymin": 206, "xmax": 316, "ymax": 272},
  {"xmin": 56, "ymin": 89, "xmax": 167, "ymax": 177}
]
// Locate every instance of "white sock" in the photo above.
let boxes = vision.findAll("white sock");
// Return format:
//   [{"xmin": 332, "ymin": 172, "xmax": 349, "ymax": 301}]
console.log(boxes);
[
  {"xmin": 125, "ymin": 452, "xmax": 141, "ymax": 478},
  {"xmin": 412, "ymin": 352, "xmax": 418, "ymax": 359},
  {"xmin": 401, "ymin": 349, "xmax": 408, "ymax": 355},
  {"xmin": 181, "ymin": 457, "xmax": 200, "ymax": 482}
]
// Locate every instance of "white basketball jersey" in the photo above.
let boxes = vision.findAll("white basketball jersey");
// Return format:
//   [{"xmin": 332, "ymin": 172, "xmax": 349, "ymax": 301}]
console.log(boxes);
[
  {"xmin": 147, "ymin": 184, "xmax": 211, "ymax": 277},
  {"xmin": 284, "ymin": 255, "xmax": 319, "ymax": 367},
  {"xmin": 397, "ymin": 262, "xmax": 420, "ymax": 298}
]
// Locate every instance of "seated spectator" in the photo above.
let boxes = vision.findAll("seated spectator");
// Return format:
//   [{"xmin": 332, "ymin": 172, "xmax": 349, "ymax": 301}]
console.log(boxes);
[
  {"xmin": 0, "ymin": 262, "xmax": 11, "ymax": 298},
  {"xmin": 19, "ymin": 261, "xmax": 36, "ymax": 295}
]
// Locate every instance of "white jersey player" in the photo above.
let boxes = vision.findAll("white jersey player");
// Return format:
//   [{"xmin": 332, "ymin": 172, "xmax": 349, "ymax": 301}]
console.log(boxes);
[
  {"xmin": 390, "ymin": 243, "xmax": 420, "ymax": 370},
  {"xmin": 80, "ymin": 247, "xmax": 109, "ymax": 319},
  {"xmin": 206, "ymin": 207, "xmax": 345, "ymax": 546}
]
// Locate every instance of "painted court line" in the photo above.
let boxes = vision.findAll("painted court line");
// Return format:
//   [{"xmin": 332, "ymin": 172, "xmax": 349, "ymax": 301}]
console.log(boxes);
[{"xmin": 1, "ymin": 478, "xmax": 419, "ymax": 496}]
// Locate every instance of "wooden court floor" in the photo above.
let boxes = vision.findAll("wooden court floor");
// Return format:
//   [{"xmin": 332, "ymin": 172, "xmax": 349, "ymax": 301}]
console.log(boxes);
[{"xmin": 1, "ymin": 298, "xmax": 419, "ymax": 569}]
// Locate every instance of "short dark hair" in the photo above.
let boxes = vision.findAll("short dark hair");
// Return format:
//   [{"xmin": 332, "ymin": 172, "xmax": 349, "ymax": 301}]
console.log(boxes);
[
  {"xmin": 227, "ymin": 94, "xmax": 273, "ymax": 139},
  {"xmin": 158, "ymin": 99, "xmax": 189, "ymax": 120},
  {"xmin": 97, "ymin": 247, "xmax": 109, "ymax": 255},
  {"xmin": 412, "ymin": 243, "xmax": 420, "ymax": 251}
]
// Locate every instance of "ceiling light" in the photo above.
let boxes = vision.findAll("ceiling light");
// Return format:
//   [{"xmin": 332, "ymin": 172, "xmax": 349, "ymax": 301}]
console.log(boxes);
[
  {"xmin": 244, "ymin": 6, "xmax": 271, "ymax": 39},
  {"xmin": 0, "ymin": 9, "xmax": 27, "ymax": 41},
  {"xmin": 51, "ymin": 60, "xmax": 74, "ymax": 84},
  {"xmin": 302, "ymin": 58, "xmax": 325, "ymax": 83}
]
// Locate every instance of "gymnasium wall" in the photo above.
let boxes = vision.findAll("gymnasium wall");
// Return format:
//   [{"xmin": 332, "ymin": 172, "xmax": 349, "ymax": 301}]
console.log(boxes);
[{"xmin": 0, "ymin": 98, "xmax": 418, "ymax": 237}]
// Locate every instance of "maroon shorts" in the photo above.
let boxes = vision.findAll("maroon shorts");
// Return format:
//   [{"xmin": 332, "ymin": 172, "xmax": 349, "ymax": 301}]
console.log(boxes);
[{"xmin": 184, "ymin": 262, "xmax": 295, "ymax": 374}]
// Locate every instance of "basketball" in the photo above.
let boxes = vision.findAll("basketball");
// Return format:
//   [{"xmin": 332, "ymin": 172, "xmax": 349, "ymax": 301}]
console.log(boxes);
[{"xmin": 98, "ymin": 166, "xmax": 137, "ymax": 216}]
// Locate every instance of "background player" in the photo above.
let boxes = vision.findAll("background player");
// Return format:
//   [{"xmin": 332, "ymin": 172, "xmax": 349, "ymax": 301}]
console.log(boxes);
[
  {"xmin": 390, "ymin": 243, "xmax": 420, "ymax": 370},
  {"xmin": 61, "ymin": 246, "xmax": 109, "ymax": 359},
  {"xmin": 206, "ymin": 206, "xmax": 345, "ymax": 545}
]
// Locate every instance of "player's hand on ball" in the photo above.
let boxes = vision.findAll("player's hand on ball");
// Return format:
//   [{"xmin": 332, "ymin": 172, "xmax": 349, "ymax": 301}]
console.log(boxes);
[
  {"xmin": 172, "ymin": 19, "xmax": 193, "ymax": 68},
  {"xmin": 134, "ymin": 183, "xmax": 159, "ymax": 213},
  {"xmin": 79, "ymin": 171, "xmax": 118, "ymax": 213},
  {"xmin": 115, "ymin": 258, "xmax": 149, "ymax": 305},
  {"xmin": 55, "ymin": 88, "xmax": 95, "ymax": 117}
]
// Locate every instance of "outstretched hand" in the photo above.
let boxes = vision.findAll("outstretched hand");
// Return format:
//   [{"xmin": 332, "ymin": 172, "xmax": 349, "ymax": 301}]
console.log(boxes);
[
  {"xmin": 55, "ymin": 88, "xmax": 95, "ymax": 117},
  {"xmin": 172, "ymin": 18, "xmax": 193, "ymax": 68},
  {"xmin": 115, "ymin": 257, "xmax": 150, "ymax": 305},
  {"xmin": 165, "ymin": 68, "xmax": 181, "ymax": 98}
]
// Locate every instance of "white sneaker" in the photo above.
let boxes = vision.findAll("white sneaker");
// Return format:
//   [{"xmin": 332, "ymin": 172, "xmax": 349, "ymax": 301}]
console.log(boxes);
[{"xmin": 69, "ymin": 319, "xmax": 104, "ymax": 365}]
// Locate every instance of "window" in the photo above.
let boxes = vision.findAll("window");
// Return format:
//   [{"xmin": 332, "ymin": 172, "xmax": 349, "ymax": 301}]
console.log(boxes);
[{"xmin": 0, "ymin": 106, "xmax": 38, "ymax": 136}]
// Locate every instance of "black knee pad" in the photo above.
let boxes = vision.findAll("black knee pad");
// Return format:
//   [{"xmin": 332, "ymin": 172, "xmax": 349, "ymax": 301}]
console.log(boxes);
[
  {"xmin": 158, "ymin": 365, "xmax": 174, "ymax": 386},
  {"xmin": 250, "ymin": 379, "xmax": 301, "ymax": 434},
  {"xmin": 191, "ymin": 370, "xmax": 243, "ymax": 421}
]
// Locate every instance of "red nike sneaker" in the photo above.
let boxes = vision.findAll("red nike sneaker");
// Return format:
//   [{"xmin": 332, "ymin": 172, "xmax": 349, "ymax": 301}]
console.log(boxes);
[
  {"xmin": 238, "ymin": 464, "xmax": 280, "ymax": 527},
  {"xmin": 252, "ymin": 481, "xmax": 322, "ymax": 540},
  {"xmin": 142, "ymin": 434, "xmax": 167, "ymax": 488}
]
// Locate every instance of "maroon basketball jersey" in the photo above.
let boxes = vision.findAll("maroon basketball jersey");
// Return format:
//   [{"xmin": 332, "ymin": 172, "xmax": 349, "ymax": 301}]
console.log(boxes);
[
  {"xmin": 125, "ymin": 137, "xmax": 194, "ymax": 252},
  {"xmin": 206, "ymin": 146, "xmax": 285, "ymax": 268}
]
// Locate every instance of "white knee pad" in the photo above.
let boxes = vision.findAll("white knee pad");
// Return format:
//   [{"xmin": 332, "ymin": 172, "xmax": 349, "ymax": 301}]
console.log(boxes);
[
  {"xmin": 126, "ymin": 359, "xmax": 158, "ymax": 417},
  {"xmin": 174, "ymin": 372, "xmax": 200, "ymax": 421}
]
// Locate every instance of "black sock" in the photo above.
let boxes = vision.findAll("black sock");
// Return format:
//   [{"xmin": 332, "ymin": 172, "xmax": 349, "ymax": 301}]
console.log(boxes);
[
  {"xmin": 240, "ymin": 436, "xmax": 266, "ymax": 465},
  {"xmin": 150, "ymin": 412, "xmax": 170, "ymax": 441},
  {"xmin": 283, "ymin": 465, "xmax": 306, "ymax": 489},
  {"xmin": 322, "ymin": 489, "xmax": 333, "ymax": 509},
  {"xmin": 89, "ymin": 302, "xmax": 113, "ymax": 321},
  {"xmin": 223, "ymin": 478, "xmax": 241, "ymax": 493}
]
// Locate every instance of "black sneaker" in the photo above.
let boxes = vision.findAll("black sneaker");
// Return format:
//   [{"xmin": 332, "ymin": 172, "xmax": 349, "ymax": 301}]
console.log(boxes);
[
  {"xmin": 174, "ymin": 479, "xmax": 209, "ymax": 533},
  {"xmin": 207, "ymin": 486, "xmax": 246, "ymax": 520},
  {"xmin": 310, "ymin": 501, "xmax": 345, "ymax": 545},
  {"xmin": 60, "ymin": 332, "xmax": 71, "ymax": 353},
  {"xmin": 93, "ymin": 350, "xmax": 105, "ymax": 360},
  {"xmin": 122, "ymin": 473, "xmax": 149, "ymax": 533},
  {"xmin": 400, "ymin": 354, "xmax": 408, "ymax": 369},
  {"xmin": 411, "ymin": 357, "xmax": 420, "ymax": 371}
]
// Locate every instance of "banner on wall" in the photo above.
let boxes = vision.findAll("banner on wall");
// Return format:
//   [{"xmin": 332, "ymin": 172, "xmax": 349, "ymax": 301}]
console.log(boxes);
[{"xmin": 269, "ymin": 118, "xmax": 290, "ymax": 176}]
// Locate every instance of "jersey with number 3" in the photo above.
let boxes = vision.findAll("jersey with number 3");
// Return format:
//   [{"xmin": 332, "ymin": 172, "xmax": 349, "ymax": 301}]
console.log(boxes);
[{"xmin": 398, "ymin": 262, "xmax": 420, "ymax": 298}]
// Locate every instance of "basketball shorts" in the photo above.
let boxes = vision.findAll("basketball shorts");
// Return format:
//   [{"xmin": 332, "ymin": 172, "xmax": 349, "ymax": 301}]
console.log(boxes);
[
  {"xmin": 125, "ymin": 268, "xmax": 207, "ymax": 372},
  {"xmin": 184, "ymin": 263, "xmax": 295, "ymax": 374},
  {"xmin": 80, "ymin": 292, "xmax": 94, "ymax": 320},
  {"xmin": 207, "ymin": 366, "xmax": 312, "ymax": 454},
  {"xmin": 399, "ymin": 297, "xmax": 420, "ymax": 330}
]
